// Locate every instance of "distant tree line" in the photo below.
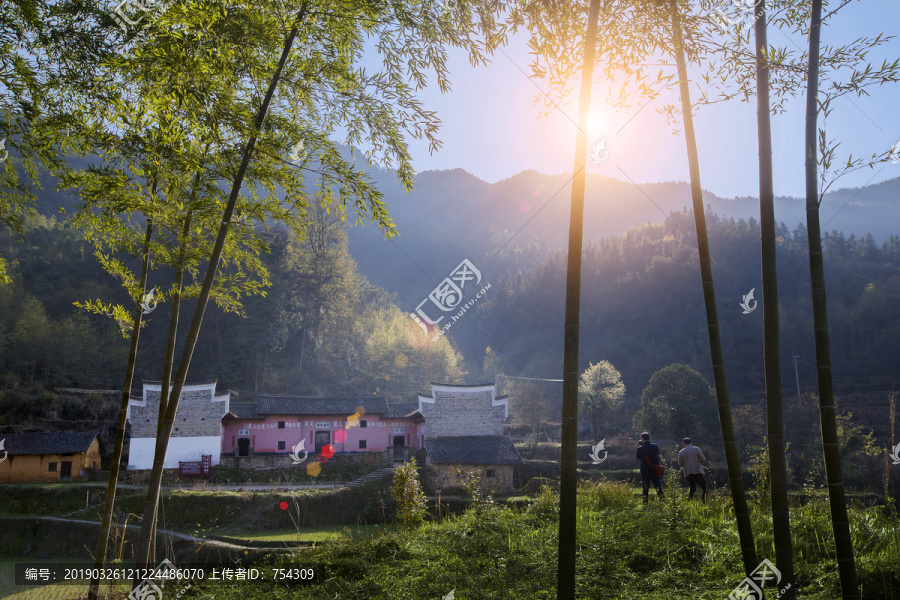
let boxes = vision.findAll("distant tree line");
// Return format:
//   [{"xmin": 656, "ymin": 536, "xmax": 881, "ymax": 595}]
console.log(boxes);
[{"xmin": 466, "ymin": 208, "xmax": 900, "ymax": 402}]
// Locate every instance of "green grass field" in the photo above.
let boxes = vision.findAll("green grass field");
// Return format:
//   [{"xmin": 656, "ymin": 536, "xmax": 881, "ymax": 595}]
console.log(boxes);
[
  {"xmin": 217, "ymin": 522, "xmax": 401, "ymax": 543},
  {"xmin": 194, "ymin": 479, "xmax": 900, "ymax": 600},
  {"xmin": 2, "ymin": 478, "xmax": 898, "ymax": 599}
]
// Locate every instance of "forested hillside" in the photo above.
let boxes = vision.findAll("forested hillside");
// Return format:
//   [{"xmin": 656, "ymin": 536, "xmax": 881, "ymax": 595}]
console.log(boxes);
[
  {"xmin": 0, "ymin": 209, "xmax": 466, "ymax": 401},
  {"xmin": 2, "ymin": 202, "xmax": 898, "ymax": 418},
  {"xmin": 463, "ymin": 209, "xmax": 900, "ymax": 405}
]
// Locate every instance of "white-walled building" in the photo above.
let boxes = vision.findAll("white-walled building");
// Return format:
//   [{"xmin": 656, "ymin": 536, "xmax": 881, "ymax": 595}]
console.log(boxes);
[{"xmin": 126, "ymin": 381, "xmax": 230, "ymax": 469}]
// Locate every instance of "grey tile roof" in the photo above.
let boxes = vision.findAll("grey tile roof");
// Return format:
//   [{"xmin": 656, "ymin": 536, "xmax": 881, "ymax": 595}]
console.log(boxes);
[
  {"xmin": 255, "ymin": 396, "xmax": 388, "ymax": 416},
  {"xmin": 424, "ymin": 436, "xmax": 523, "ymax": 465},
  {"xmin": 225, "ymin": 403, "xmax": 259, "ymax": 419},
  {"xmin": 384, "ymin": 402, "xmax": 420, "ymax": 418},
  {"xmin": 428, "ymin": 382, "xmax": 496, "ymax": 388},
  {"xmin": 1, "ymin": 431, "xmax": 100, "ymax": 456}
]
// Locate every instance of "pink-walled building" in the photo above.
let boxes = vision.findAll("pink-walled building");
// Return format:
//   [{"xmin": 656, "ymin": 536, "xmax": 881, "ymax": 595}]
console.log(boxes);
[{"xmin": 221, "ymin": 396, "xmax": 424, "ymax": 457}]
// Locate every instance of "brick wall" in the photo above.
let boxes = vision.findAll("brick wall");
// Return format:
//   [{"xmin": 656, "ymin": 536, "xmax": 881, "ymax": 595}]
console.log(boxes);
[
  {"xmin": 428, "ymin": 463, "xmax": 514, "ymax": 493},
  {"xmin": 129, "ymin": 384, "xmax": 228, "ymax": 438},
  {"xmin": 219, "ymin": 450, "xmax": 391, "ymax": 470},
  {"xmin": 420, "ymin": 386, "xmax": 506, "ymax": 438}
]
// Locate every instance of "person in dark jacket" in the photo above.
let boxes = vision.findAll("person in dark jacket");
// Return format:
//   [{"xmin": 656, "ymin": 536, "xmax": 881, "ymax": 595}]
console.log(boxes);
[{"xmin": 636, "ymin": 431, "xmax": 663, "ymax": 503}]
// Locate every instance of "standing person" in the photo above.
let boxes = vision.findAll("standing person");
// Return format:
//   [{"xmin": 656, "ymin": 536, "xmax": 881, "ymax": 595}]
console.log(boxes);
[
  {"xmin": 636, "ymin": 431, "xmax": 663, "ymax": 503},
  {"xmin": 678, "ymin": 437, "xmax": 708, "ymax": 502}
]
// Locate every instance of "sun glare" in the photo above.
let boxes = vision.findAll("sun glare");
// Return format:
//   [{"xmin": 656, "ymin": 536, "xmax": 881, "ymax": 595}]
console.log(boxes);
[{"xmin": 587, "ymin": 110, "xmax": 603, "ymax": 134}]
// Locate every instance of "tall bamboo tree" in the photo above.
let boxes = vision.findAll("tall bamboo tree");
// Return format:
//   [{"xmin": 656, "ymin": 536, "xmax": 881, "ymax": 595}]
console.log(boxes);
[
  {"xmin": 127, "ymin": 0, "xmax": 507, "ymax": 575},
  {"xmin": 83, "ymin": 220, "xmax": 152, "ymax": 600},
  {"xmin": 754, "ymin": 1, "xmax": 795, "ymax": 594},
  {"xmin": 558, "ymin": 2, "xmax": 602, "ymax": 595},
  {"xmin": 505, "ymin": 3, "xmax": 676, "ymax": 595},
  {"xmin": 698, "ymin": 2, "xmax": 898, "ymax": 593},
  {"xmin": 665, "ymin": 0, "xmax": 758, "ymax": 580},
  {"xmin": 803, "ymin": 0, "xmax": 857, "ymax": 595}
]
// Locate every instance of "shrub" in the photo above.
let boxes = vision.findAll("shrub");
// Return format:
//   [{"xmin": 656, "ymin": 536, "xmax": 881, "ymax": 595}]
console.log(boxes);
[
  {"xmin": 458, "ymin": 469, "xmax": 496, "ymax": 516},
  {"xmin": 392, "ymin": 459, "xmax": 427, "ymax": 527}
]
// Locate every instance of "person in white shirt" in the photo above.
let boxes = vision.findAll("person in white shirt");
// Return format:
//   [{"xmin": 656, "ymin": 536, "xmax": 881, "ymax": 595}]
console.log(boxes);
[{"xmin": 677, "ymin": 437, "xmax": 708, "ymax": 502}]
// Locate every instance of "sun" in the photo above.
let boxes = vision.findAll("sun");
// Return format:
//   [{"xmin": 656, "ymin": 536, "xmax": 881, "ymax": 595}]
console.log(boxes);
[{"xmin": 587, "ymin": 110, "xmax": 603, "ymax": 134}]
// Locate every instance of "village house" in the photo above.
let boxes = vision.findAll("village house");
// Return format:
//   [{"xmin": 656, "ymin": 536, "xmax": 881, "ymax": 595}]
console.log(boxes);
[
  {"xmin": 419, "ymin": 383, "xmax": 523, "ymax": 492},
  {"xmin": 126, "ymin": 381, "xmax": 230, "ymax": 470},
  {"xmin": 0, "ymin": 431, "xmax": 103, "ymax": 483},
  {"xmin": 221, "ymin": 396, "xmax": 424, "ymax": 461}
]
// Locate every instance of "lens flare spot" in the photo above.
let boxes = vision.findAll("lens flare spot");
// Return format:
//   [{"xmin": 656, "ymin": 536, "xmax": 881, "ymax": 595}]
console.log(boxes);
[
  {"xmin": 394, "ymin": 354, "xmax": 409, "ymax": 368},
  {"xmin": 306, "ymin": 462, "xmax": 322, "ymax": 476},
  {"xmin": 334, "ymin": 429, "xmax": 347, "ymax": 443},
  {"xmin": 356, "ymin": 406, "xmax": 366, "ymax": 416},
  {"xmin": 319, "ymin": 444, "xmax": 335, "ymax": 460},
  {"xmin": 384, "ymin": 374, "xmax": 391, "ymax": 381},
  {"xmin": 520, "ymin": 201, "xmax": 531, "ymax": 212},
  {"xmin": 279, "ymin": 501, "xmax": 288, "ymax": 510}
]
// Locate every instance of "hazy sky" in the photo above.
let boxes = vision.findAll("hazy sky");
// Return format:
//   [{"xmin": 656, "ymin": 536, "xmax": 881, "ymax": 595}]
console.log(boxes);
[{"xmin": 403, "ymin": 1, "xmax": 900, "ymax": 200}]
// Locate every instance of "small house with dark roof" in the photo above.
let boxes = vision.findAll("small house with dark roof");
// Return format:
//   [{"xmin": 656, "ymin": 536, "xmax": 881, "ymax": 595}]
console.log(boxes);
[
  {"xmin": 220, "ymin": 396, "xmax": 424, "ymax": 458},
  {"xmin": 0, "ymin": 431, "xmax": 103, "ymax": 482},
  {"xmin": 424, "ymin": 435, "xmax": 522, "ymax": 491},
  {"xmin": 418, "ymin": 383, "xmax": 523, "ymax": 492}
]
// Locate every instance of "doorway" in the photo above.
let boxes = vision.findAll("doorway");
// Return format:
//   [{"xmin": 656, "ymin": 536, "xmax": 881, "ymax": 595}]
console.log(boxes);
[
  {"xmin": 392, "ymin": 435, "xmax": 406, "ymax": 462},
  {"xmin": 315, "ymin": 431, "xmax": 331, "ymax": 453},
  {"xmin": 60, "ymin": 461, "xmax": 72, "ymax": 480},
  {"xmin": 237, "ymin": 438, "xmax": 250, "ymax": 457}
]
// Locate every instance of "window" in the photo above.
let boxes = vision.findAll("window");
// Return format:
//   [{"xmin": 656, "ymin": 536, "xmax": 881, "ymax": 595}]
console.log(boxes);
[
  {"xmin": 359, "ymin": 440, "xmax": 367, "ymax": 449},
  {"xmin": 48, "ymin": 462, "xmax": 57, "ymax": 472},
  {"xmin": 486, "ymin": 469, "xmax": 496, "ymax": 478},
  {"xmin": 278, "ymin": 421, "xmax": 285, "ymax": 429},
  {"xmin": 360, "ymin": 420, "xmax": 367, "ymax": 428},
  {"xmin": 277, "ymin": 441, "xmax": 286, "ymax": 450}
]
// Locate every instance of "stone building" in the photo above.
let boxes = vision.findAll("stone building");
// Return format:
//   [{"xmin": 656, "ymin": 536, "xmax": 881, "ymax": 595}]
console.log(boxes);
[
  {"xmin": 0, "ymin": 431, "xmax": 103, "ymax": 482},
  {"xmin": 419, "ymin": 383, "xmax": 523, "ymax": 492},
  {"xmin": 127, "ymin": 381, "xmax": 230, "ymax": 470}
]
